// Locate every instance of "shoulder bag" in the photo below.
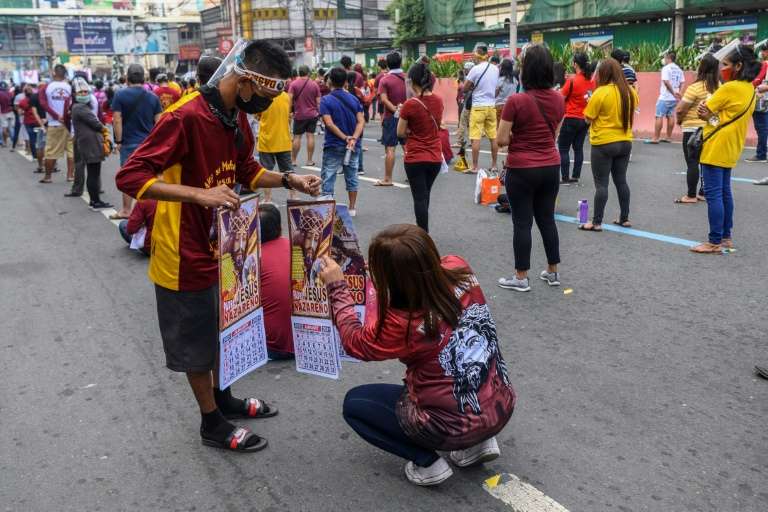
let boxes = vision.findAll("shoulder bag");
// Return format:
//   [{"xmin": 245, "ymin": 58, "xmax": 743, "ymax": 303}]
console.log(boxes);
[
  {"xmin": 687, "ymin": 92, "xmax": 755, "ymax": 161},
  {"xmin": 526, "ymin": 91, "xmax": 557, "ymax": 139}
]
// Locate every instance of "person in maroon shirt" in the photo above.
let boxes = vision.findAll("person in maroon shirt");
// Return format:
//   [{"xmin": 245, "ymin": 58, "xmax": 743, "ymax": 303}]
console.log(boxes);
[
  {"xmin": 396, "ymin": 63, "xmax": 444, "ymax": 233},
  {"xmin": 288, "ymin": 65, "xmax": 321, "ymax": 166},
  {"xmin": 118, "ymin": 198, "xmax": 157, "ymax": 256},
  {"xmin": 377, "ymin": 52, "xmax": 407, "ymax": 186},
  {"xmin": 372, "ymin": 59, "xmax": 388, "ymax": 121},
  {"xmin": 257, "ymin": 203, "xmax": 294, "ymax": 359},
  {"xmin": 341, "ymin": 55, "xmax": 365, "ymax": 88},
  {"xmin": 116, "ymin": 40, "xmax": 321, "ymax": 454},
  {"xmin": 496, "ymin": 44, "xmax": 564, "ymax": 293},
  {"xmin": 318, "ymin": 224, "xmax": 515, "ymax": 486}
]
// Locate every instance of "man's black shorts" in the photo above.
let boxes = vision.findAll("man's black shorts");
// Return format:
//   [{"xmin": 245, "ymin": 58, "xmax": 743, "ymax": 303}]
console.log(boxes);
[
  {"xmin": 155, "ymin": 284, "xmax": 218, "ymax": 372},
  {"xmin": 293, "ymin": 117, "xmax": 318, "ymax": 135}
]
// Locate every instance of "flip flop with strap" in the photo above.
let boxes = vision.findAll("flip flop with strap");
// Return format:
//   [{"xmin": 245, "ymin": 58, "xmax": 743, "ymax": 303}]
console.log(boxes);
[
  {"xmin": 201, "ymin": 426, "xmax": 268, "ymax": 453},
  {"xmin": 613, "ymin": 220, "xmax": 632, "ymax": 228},
  {"xmin": 224, "ymin": 398, "xmax": 278, "ymax": 420},
  {"xmin": 373, "ymin": 180, "xmax": 393, "ymax": 187},
  {"xmin": 689, "ymin": 243, "xmax": 722, "ymax": 254},
  {"xmin": 578, "ymin": 224, "xmax": 603, "ymax": 232}
]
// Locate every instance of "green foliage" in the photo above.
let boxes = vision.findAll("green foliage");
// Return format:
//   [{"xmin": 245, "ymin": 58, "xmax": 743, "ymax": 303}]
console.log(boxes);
[
  {"xmin": 429, "ymin": 59, "xmax": 461, "ymax": 78},
  {"xmin": 545, "ymin": 42, "xmax": 705, "ymax": 72},
  {"xmin": 387, "ymin": 0, "xmax": 425, "ymax": 48}
]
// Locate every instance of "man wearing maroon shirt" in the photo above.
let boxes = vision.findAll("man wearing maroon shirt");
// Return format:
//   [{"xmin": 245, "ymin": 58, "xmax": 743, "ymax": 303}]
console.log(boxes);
[
  {"xmin": 116, "ymin": 40, "xmax": 321, "ymax": 453},
  {"xmin": 288, "ymin": 65, "xmax": 321, "ymax": 166},
  {"xmin": 341, "ymin": 55, "xmax": 365, "ymax": 88},
  {"xmin": 372, "ymin": 58, "xmax": 388, "ymax": 121},
  {"xmin": 377, "ymin": 52, "xmax": 407, "ymax": 186}
]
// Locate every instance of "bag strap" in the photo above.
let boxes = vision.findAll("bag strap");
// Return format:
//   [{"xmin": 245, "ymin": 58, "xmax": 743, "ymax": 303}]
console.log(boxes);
[
  {"xmin": 526, "ymin": 91, "xmax": 556, "ymax": 138},
  {"xmin": 294, "ymin": 77, "xmax": 311, "ymax": 102},
  {"xmin": 411, "ymin": 97, "xmax": 440, "ymax": 137},
  {"xmin": 469, "ymin": 62, "xmax": 491, "ymax": 100},
  {"xmin": 703, "ymin": 92, "xmax": 756, "ymax": 143}
]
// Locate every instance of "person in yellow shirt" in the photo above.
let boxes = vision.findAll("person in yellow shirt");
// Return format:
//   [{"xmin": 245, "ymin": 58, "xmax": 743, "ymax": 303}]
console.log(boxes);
[
  {"xmin": 580, "ymin": 58, "xmax": 638, "ymax": 231},
  {"xmin": 166, "ymin": 72, "xmax": 182, "ymax": 95},
  {"xmin": 690, "ymin": 45, "xmax": 760, "ymax": 254},
  {"xmin": 257, "ymin": 91, "xmax": 294, "ymax": 201},
  {"xmin": 675, "ymin": 54, "xmax": 720, "ymax": 204}
]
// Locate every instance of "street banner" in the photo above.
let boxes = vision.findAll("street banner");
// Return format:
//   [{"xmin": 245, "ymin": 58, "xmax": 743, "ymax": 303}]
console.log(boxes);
[
  {"xmin": 64, "ymin": 21, "xmax": 114, "ymax": 54},
  {"xmin": 694, "ymin": 16, "xmax": 757, "ymax": 50},
  {"xmin": 331, "ymin": 204, "xmax": 366, "ymax": 362},
  {"xmin": 112, "ymin": 20, "xmax": 170, "ymax": 54},
  {"xmin": 288, "ymin": 200, "xmax": 340, "ymax": 379},
  {"xmin": 217, "ymin": 196, "xmax": 268, "ymax": 389}
]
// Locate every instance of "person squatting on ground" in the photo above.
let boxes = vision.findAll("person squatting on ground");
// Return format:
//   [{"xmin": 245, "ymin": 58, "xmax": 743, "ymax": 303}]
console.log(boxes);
[
  {"xmin": 690, "ymin": 45, "xmax": 760, "ymax": 254},
  {"xmin": 118, "ymin": 198, "xmax": 156, "ymax": 256},
  {"xmin": 69, "ymin": 77, "xmax": 112, "ymax": 210},
  {"xmin": 674, "ymin": 54, "xmax": 720, "ymax": 204},
  {"xmin": 319, "ymin": 67, "xmax": 364, "ymax": 216},
  {"xmin": 377, "ymin": 52, "xmax": 407, "ymax": 186},
  {"xmin": 579, "ymin": 59, "xmax": 639, "ymax": 232},
  {"xmin": 557, "ymin": 52, "xmax": 594, "ymax": 184},
  {"xmin": 116, "ymin": 40, "xmax": 322, "ymax": 452},
  {"xmin": 396, "ymin": 62, "xmax": 444, "ymax": 233},
  {"xmin": 317, "ymin": 224, "xmax": 515, "ymax": 486},
  {"xmin": 288, "ymin": 65, "xmax": 321, "ymax": 166},
  {"xmin": 495, "ymin": 44, "xmax": 564, "ymax": 293},
  {"xmin": 463, "ymin": 43, "xmax": 499, "ymax": 173}
]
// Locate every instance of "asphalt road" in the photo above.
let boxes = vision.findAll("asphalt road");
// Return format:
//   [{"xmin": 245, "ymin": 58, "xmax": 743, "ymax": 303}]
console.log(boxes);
[{"xmin": 1, "ymin": 126, "xmax": 767, "ymax": 512}]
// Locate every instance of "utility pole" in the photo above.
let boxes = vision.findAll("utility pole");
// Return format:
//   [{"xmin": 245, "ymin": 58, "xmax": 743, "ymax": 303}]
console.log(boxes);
[
  {"xmin": 509, "ymin": 0, "xmax": 518, "ymax": 57},
  {"xmin": 229, "ymin": 0, "xmax": 238, "ymax": 40},
  {"xmin": 78, "ymin": 15, "xmax": 88, "ymax": 68},
  {"xmin": 674, "ymin": 0, "xmax": 684, "ymax": 48}
]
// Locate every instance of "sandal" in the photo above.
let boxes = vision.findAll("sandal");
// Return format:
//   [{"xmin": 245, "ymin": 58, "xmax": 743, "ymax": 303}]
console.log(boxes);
[
  {"xmin": 108, "ymin": 212, "xmax": 130, "ymax": 220},
  {"xmin": 373, "ymin": 180, "xmax": 393, "ymax": 187},
  {"xmin": 643, "ymin": 139, "xmax": 660, "ymax": 144},
  {"xmin": 674, "ymin": 196, "xmax": 698, "ymax": 204},
  {"xmin": 201, "ymin": 426, "xmax": 268, "ymax": 453},
  {"xmin": 223, "ymin": 398, "xmax": 278, "ymax": 420},
  {"xmin": 613, "ymin": 220, "xmax": 632, "ymax": 228},
  {"xmin": 578, "ymin": 223, "xmax": 603, "ymax": 232},
  {"xmin": 689, "ymin": 242, "xmax": 722, "ymax": 254},
  {"xmin": 38, "ymin": 178, "xmax": 52, "ymax": 183}
]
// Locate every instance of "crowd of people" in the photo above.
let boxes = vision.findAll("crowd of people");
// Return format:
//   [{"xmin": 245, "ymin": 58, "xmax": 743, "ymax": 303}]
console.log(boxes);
[{"xmin": 3, "ymin": 36, "xmax": 768, "ymax": 487}]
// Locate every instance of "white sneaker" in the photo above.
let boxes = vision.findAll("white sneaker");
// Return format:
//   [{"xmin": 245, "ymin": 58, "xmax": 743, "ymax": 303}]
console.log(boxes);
[
  {"xmin": 318, "ymin": 194, "xmax": 334, "ymax": 201},
  {"xmin": 349, "ymin": 209, "xmax": 356, "ymax": 217},
  {"xmin": 448, "ymin": 437, "xmax": 500, "ymax": 467},
  {"xmin": 404, "ymin": 457, "xmax": 453, "ymax": 486}
]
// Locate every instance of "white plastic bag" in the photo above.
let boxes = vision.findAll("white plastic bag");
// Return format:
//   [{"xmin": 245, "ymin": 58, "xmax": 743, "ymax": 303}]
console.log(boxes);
[{"xmin": 473, "ymin": 168, "xmax": 488, "ymax": 204}]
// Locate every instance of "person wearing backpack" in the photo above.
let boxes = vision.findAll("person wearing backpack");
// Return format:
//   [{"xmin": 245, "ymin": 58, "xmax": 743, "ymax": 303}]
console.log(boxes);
[
  {"xmin": 690, "ymin": 45, "xmax": 760, "ymax": 254},
  {"xmin": 111, "ymin": 64, "xmax": 162, "ymax": 219},
  {"xmin": 396, "ymin": 63, "xmax": 444, "ymax": 233},
  {"xmin": 495, "ymin": 44, "xmax": 564, "ymax": 293}
]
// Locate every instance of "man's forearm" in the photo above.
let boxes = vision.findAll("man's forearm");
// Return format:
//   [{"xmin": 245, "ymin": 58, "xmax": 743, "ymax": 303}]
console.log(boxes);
[
  {"xmin": 113, "ymin": 118, "xmax": 123, "ymax": 142},
  {"xmin": 141, "ymin": 180, "xmax": 201, "ymax": 202},
  {"xmin": 326, "ymin": 120, "xmax": 348, "ymax": 140},
  {"xmin": 664, "ymin": 81, "xmax": 675, "ymax": 94}
]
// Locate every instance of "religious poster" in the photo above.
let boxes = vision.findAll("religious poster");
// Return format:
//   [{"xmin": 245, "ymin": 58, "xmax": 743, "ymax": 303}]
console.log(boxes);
[
  {"xmin": 331, "ymin": 204, "xmax": 366, "ymax": 362},
  {"xmin": 288, "ymin": 200, "xmax": 340, "ymax": 379},
  {"xmin": 217, "ymin": 196, "xmax": 268, "ymax": 389}
]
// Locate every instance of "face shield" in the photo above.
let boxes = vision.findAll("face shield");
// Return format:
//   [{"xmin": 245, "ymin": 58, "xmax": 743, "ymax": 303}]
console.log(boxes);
[{"xmin": 206, "ymin": 38, "xmax": 288, "ymax": 94}]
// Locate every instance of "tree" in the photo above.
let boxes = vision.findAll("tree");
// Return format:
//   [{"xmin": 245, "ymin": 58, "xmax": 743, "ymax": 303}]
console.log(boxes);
[{"xmin": 387, "ymin": 0, "xmax": 425, "ymax": 48}]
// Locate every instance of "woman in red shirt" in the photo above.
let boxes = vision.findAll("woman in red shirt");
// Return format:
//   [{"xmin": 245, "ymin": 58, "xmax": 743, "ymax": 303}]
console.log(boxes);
[
  {"xmin": 396, "ymin": 63, "xmax": 444, "ymax": 232},
  {"xmin": 558, "ymin": 52, "xmax": 595, "ymax": 183},
  {"xmin": 496, "ymin": 44, "xmax": 565, "ymax": 293},
  {"xmin": 318, "ymin": 224, "xmax": 515, "ymax": 486}
]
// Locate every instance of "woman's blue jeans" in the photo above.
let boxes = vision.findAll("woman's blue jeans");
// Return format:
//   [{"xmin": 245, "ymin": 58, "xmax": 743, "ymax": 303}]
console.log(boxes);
[{"xmin": 701, "ymin": 163, "xmax": 733, "ymax": 244}]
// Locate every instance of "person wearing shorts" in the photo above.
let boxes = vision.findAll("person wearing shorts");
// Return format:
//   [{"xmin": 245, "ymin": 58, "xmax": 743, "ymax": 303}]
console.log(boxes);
[
  {"xmin": 464, "ymin": 44, "xmax": 500, "ymax": 173},
  {"xmin": 288, "ymin": 65, "xmax": 321, "ymax": 166},
  {"xmin": 377, "ymin": 52, "xmax": 407, "ymax": 186},
  {"xmin": 258, "ymin": 90, "xmax": 293, "ymax": 201},
  {"xmin": 649, "ymin": 51, "xmax": 684, "ymax": 143},
  {"xmin": 39, "ymin": 66, "xmax": 74, "ymax": 183},
  {"xmin": 0, "ymin": 82, "xmax": 14, "ymax": 147}
]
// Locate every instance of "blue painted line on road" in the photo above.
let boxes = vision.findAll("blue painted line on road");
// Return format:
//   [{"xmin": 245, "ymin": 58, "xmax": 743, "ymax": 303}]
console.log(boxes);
[
  {"xmin": 553, "ymin": 214, "xmax": 699, "ymax": 247},
  {"xmin": 672, "ymin": 171, "xmax": 756, "ymax": 184}
]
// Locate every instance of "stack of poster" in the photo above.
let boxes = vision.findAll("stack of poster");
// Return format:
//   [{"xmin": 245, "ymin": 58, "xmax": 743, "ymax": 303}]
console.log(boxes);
[
  {"xmin": 217, "ymin": 197, "xmax": 269, "ymax": 389},
  {"xmin": 288, "ymin": 200, "xmax": 341, "ymax": 379}
]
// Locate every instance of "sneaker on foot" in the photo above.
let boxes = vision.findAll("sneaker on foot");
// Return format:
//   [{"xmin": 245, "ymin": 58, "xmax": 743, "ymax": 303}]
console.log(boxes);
[
  {"xmin": 539, "ymin": 270, "xmax": 560, "ymax": 286},
  {"xmin": 498, "ymin": 276, "xmax": 530, "ymax": 292},
  {"xmin": 404, "ymin": 457, "xmax": 453, "ymax": 486},
  {"xmin": 90, "ymin": 201, "xmax": 113, "ymax": 210},
  {"xmin": 349, "ymin": 209, "xmax": 356, "ymax": 217},
  {"xmin": 745, "ymin": 156, "xmax": 768, "ymax": 163},
  {"xmin": 318, "ymin": 194, "xmax": 334, "ymax": 201},
  {"xmin": 358, "ymin": 169, "xmax": 365, "ymax": 175},
  {"xmin": 754, "ymin": 177, "xmax": 768, "ymax": 185},
  {"xmin": 448, "ymin": 437, "xmax": 500, "ymax": 467}
]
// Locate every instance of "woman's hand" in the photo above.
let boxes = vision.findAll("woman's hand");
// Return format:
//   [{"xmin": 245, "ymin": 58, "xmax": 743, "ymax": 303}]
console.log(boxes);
[
  {"xmin": 697, "ymin": 102, "xmax": 713, "ymax": 122},
  {"xmin": 318, "ymin": 255, "xmax": 344, "ymax": 285}
]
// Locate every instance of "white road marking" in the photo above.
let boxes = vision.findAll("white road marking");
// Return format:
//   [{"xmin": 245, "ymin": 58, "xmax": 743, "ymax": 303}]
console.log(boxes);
[
  {"xmin": 483, "ymin": 473, "xmax": 570, "ymax": 512},
  {"xmin": 16, "ymin": 150, "xmax": 33, "ymax": 162},
  {"xmin": 78, "ymin": 191, "xmax": 122, "ymax": 226},
  {"xmin": 478, "ymin": 149, "xmax": 590, "ymax": 164},
  {"xmin": 300, "ymin": 165, "xmax": 409, "ymax": 189}
]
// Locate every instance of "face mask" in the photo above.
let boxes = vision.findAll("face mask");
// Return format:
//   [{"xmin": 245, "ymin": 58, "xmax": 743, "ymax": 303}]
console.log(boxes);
[
  {"xmin": 720, "ymin": 67, "xmax": 733, "ymax": 82},
  {"xmin": 75, "ymin": 94, "xmax": 91, "ymax": 104},
  {"xmin": 236, "ymin": 91, "xmax": 272, "ymax": 114}
]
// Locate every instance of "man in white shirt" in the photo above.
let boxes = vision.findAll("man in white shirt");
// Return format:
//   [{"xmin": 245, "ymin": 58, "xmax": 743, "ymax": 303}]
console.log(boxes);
[
  {"xmin": 40, "ymin": 65, "xmax": 73, "ymax": 183},
  {"xmin": 463, "ymin": 43, "xmax": 499, "ymax": 173},
  {"xmin": 650, "ymin": 50, "xmax": 685, "ymax": 143}
]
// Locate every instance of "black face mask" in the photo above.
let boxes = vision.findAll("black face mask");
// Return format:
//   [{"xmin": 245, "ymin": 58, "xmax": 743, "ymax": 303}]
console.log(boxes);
[{"xmin": 236, "ymin": 93, "xmax": 272, "ymax": 114}]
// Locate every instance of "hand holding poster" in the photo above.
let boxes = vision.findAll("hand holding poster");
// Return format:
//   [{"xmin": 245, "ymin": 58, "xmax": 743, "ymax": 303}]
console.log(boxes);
[
  {"xmin": 288, "ymin": 200, "xmax": 341, "ymax": 379},
  {"xmin": 217, "ymin": 197, "xmax": 268, "ymax": 389}
]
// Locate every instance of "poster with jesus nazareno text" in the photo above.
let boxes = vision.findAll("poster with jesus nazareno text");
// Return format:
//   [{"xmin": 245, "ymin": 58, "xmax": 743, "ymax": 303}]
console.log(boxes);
[
  {"xmin": 288, "ymin": 200, "xmax": 340, "ymax": 379},
  {"xmin": 331, "ymin": 204, "xmax": 366, "ymax": 362},
  {"xmin": 217, "ymin": 196, "xmax": 268, "ymax": 389}
]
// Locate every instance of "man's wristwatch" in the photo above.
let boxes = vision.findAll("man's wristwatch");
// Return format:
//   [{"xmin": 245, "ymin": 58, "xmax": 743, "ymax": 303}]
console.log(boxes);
[{"xmin": 282, "ymin": 172, "xmax": 294, "ymax": 190}]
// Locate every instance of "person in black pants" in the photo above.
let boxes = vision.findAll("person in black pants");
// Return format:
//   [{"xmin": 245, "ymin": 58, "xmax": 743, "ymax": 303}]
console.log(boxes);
[
  {"xmin": 397, "ymin": 63, "xmax": 445, "ymax": 233},
  {"xmin": 591, "ymin": 141, "xmax": 632, "ymax": 226},
  {"xmin": 495, "ymin": 44, "xmax": 565, "ymax": 292},
  {"xmin": 558, "ymin": 52, "xmax": 595, "ymax": 183}
]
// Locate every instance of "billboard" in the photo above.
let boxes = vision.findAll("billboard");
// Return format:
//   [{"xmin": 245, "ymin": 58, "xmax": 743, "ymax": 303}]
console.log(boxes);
[
  {"xmin": 65, "ymin": 21, "xmax": 114, "ymax": 54},
  {"xmin": 694, "ymin": 15, "xmax": 757, "ymax": 50},
  {"xmin": 570, "ymin": 29, "xmax": 614, "ymax": 53},
  {"xmin": 112, "ymin": 20, "xmax": 169, "ymax": 54}
]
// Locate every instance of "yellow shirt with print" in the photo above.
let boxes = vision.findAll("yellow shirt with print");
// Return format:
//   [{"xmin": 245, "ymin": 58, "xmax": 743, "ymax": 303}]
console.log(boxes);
[
  {"xmin": 680, "ymin": 81, "xmax": 712, "ymax": 130},
  {"xmin": 700, "ymin": 80, "xmax": 755, "ymax": 169},
  {"xmin": 584, "ymin": 84, "xmax": 639, "ymax": 146},
  {"xmin": 257, "ymin": 92, "xmax": 292, "ymax": 154}
]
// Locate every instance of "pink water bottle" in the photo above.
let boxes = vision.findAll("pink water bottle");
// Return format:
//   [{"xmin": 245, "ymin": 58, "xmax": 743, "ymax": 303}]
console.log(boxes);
[{"xmin": 578, "ymin": 200, "xmax": 589, "ymax": 224}]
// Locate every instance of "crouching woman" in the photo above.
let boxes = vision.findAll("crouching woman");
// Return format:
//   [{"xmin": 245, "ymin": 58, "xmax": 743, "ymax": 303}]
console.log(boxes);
[{"xmin": 318, "ymin": 224, "xmax": 515, "ymax": 486}]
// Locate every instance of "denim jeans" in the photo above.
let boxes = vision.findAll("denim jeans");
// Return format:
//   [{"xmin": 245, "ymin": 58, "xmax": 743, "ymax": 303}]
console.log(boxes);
[
  {"xmin": 701, "ymin": 164, "xmax": 733, "ymax": 244},
  {"xmin": 557, "ymin": 117, "xmax": 588, "ymax": 180},
  {"xmin": 752, "ymin": 111, "xmax": 768, "ymax": 160},
  {"xmin": 119, "ymin": 143, "xmax": 140, "ymax": 166},
  {"xmin": 321, "ymin": 145, "xmax": 359, "ymax": 196},
  {"xmin": 342, "ymin": 384, "xmax": 439, "ymax": 467}
]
